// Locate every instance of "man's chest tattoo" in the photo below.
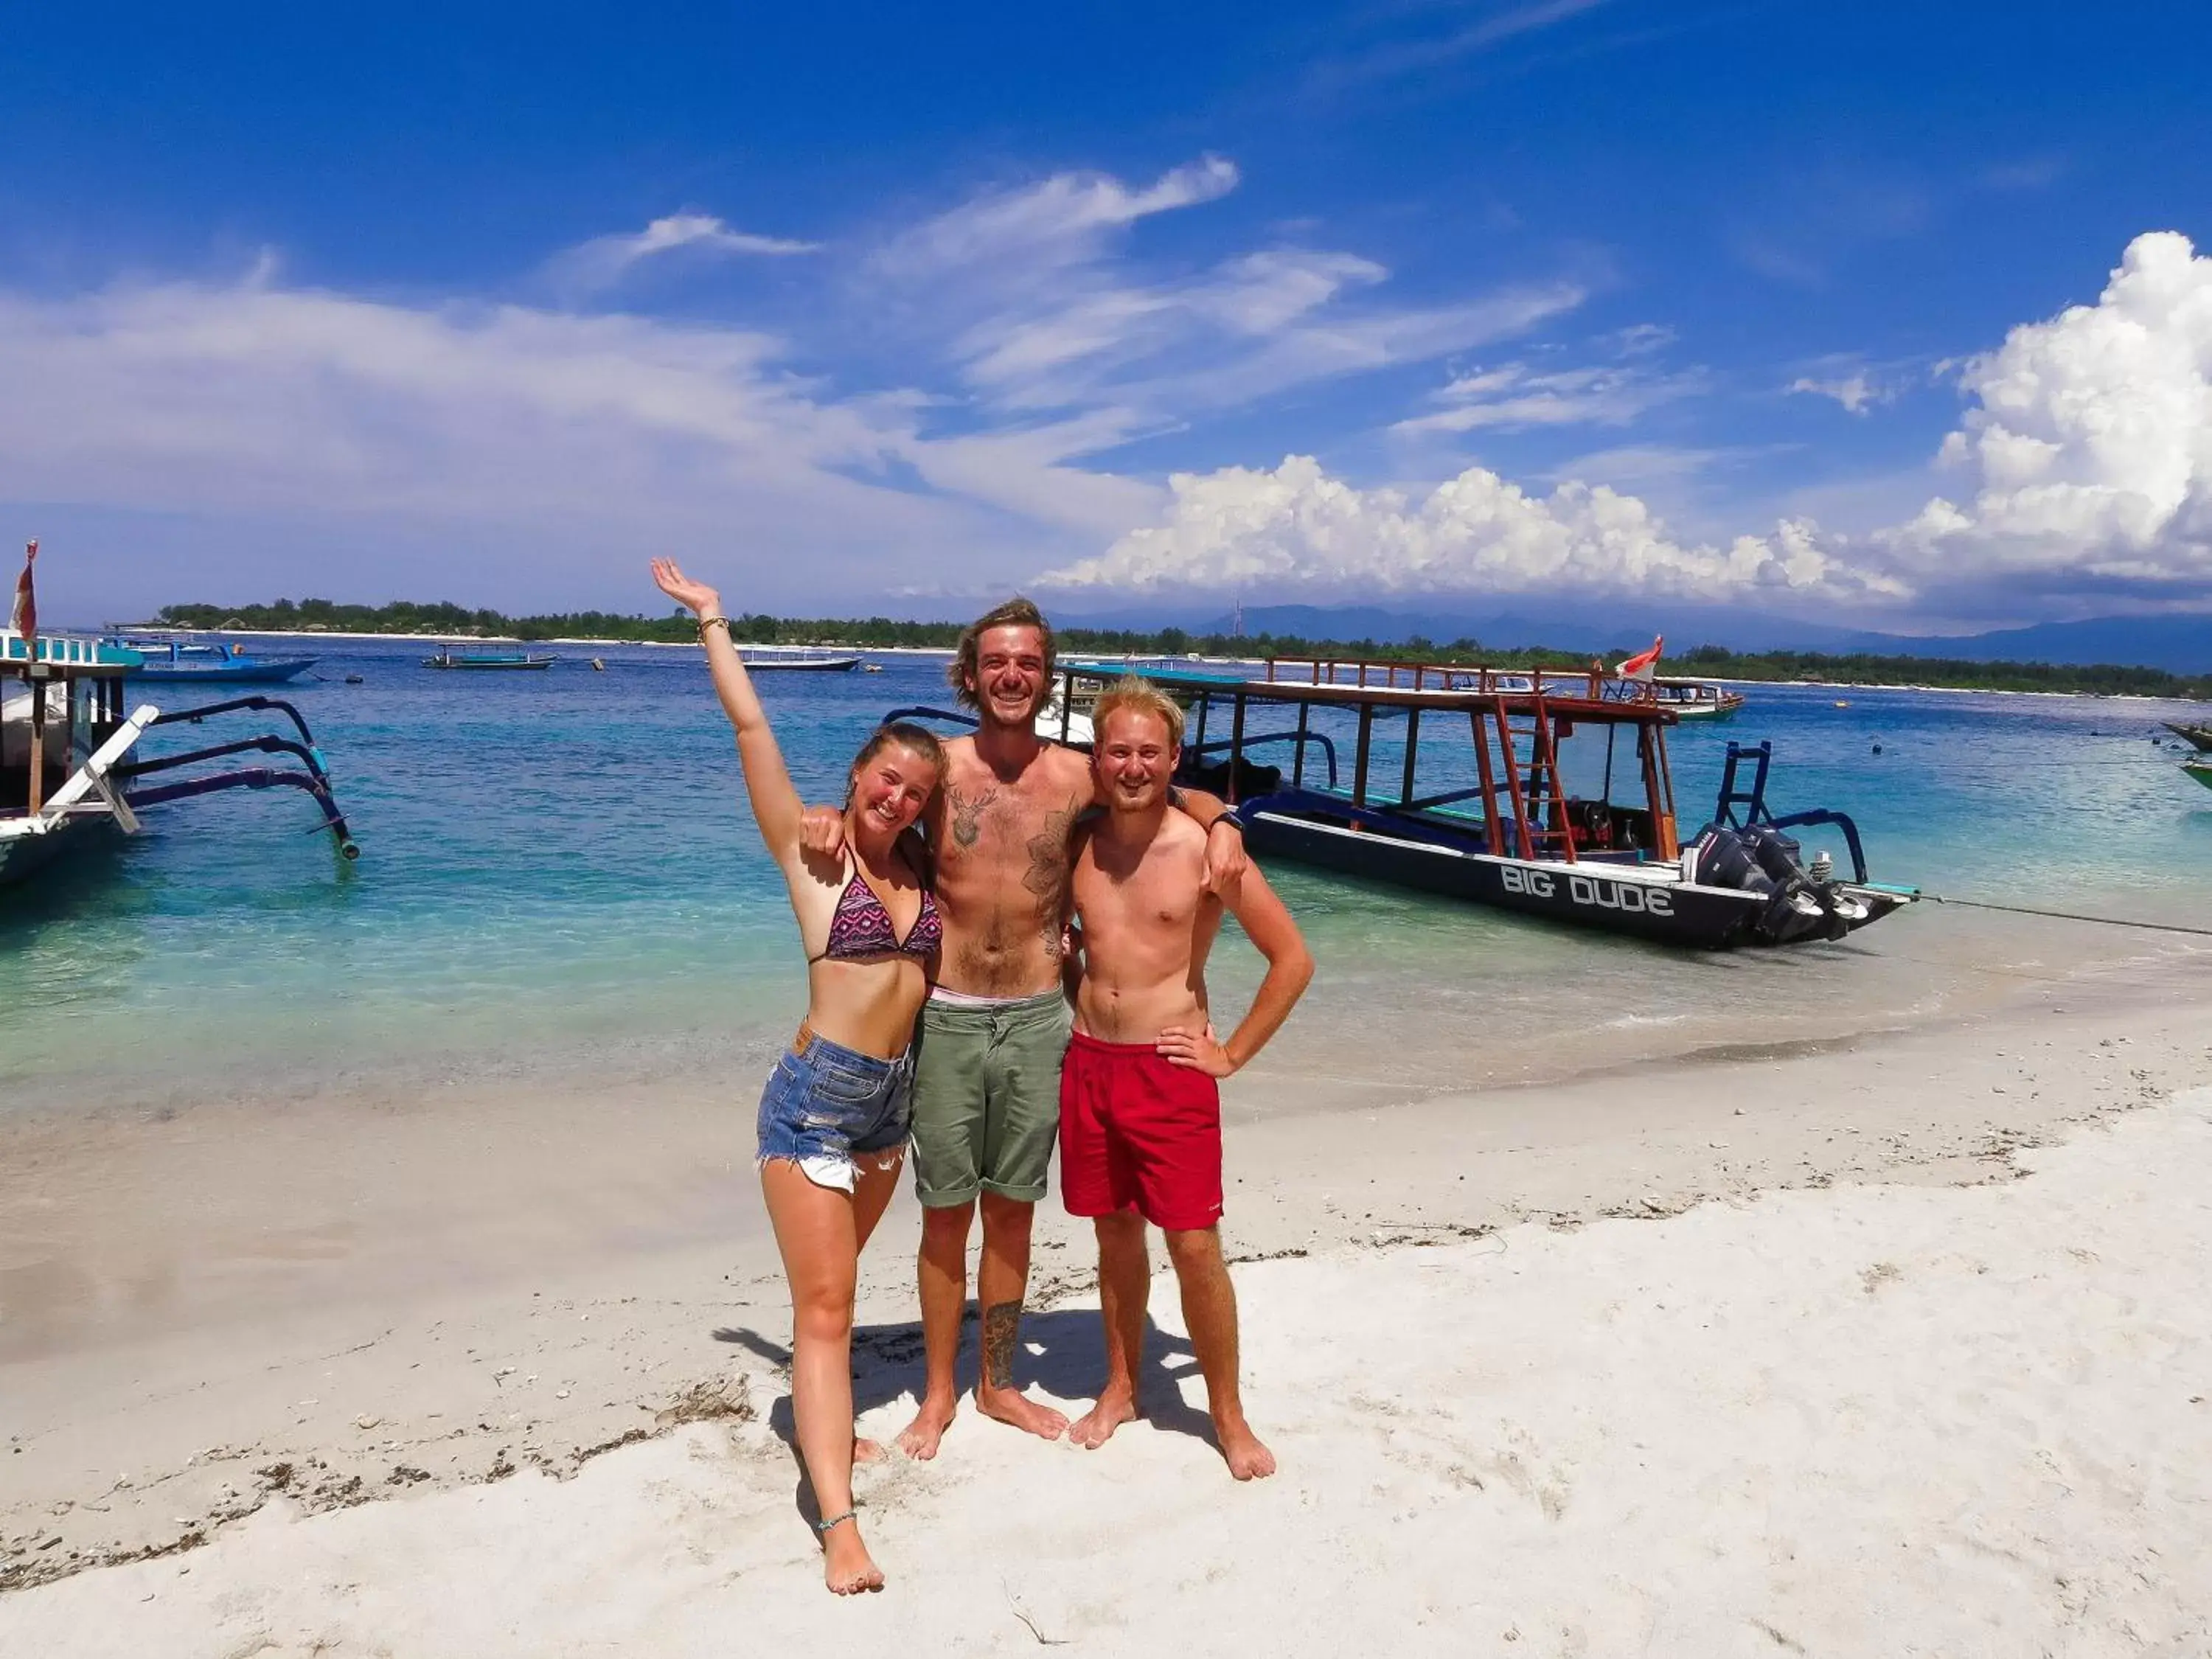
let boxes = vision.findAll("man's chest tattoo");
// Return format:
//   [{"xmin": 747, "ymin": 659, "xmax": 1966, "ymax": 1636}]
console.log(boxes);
[
  {"xmin": 1027, "ymin": 803, "xmax": 1078, "ymax": 958},
  {"xmin": 1022, "ymin": 804, "xmax": 1076, "ymax": 900},
  {"xmin": 948, "ymin": 783, "xmax": 998, "ymax": 849}
]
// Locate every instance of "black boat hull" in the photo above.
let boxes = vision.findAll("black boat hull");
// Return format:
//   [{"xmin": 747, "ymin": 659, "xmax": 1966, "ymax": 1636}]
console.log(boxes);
[{"xmin": 1238, "ymin": 808, "xmax": 1906, "ymax": 949}]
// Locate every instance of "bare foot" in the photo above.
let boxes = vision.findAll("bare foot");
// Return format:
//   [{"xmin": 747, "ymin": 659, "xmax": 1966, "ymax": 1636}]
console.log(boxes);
[
  {"xmin": 1216, "ymin": 1415, "xmax": 1276, "ymax": 1481},
  {"xmin": 977, "ymin": 1384, "xmax": 1069, "ymax": 1441},
  {"xmin": 1069, "ymin": 1391, "xmax": 1138, "ymax": 1450},
  {"xmin": 820, "ymin": 1520, "xmax": 885, "ymax": 1595},
  {"xmin": 894, "ymin": 1396, "xmax": 956, "ymax": 1460},
  {"xmin": 852, "ymin": 1434, "xmax": 886, "ymax": 1466}
]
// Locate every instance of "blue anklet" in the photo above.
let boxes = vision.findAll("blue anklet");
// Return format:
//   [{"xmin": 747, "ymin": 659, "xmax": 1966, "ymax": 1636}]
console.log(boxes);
[{"xmin": 815, "ymin": 1508, "xmax": 858, "ymax": 1534}]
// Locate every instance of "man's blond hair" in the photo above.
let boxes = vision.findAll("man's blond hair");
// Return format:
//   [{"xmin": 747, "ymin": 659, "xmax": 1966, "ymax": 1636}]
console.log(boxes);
[{"xmin": 1091, "ymin": 675, "xmax": 1185, "ymax": 751}]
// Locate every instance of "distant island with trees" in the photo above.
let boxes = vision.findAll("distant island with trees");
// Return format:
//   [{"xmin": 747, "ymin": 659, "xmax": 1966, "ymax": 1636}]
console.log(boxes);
[{"xmin": 141, "ymin": 597, "xmax": 2211, "ymax": 700}]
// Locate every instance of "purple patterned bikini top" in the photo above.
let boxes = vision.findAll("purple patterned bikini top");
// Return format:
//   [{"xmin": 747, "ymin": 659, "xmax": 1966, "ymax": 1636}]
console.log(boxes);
[{"xmin": 810, "ymin": 858, "xmax": 941, "ymax": 964}]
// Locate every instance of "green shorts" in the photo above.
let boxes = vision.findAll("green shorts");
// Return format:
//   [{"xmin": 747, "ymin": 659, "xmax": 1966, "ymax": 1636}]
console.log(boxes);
[{"xmin": 909, "ymin": 989, "xmax": 1074, "ymax": 1208}]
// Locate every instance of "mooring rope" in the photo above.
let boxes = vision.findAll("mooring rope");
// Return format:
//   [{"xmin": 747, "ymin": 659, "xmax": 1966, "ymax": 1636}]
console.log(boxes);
[{"xmin": 1920, "ymin": 892, "xmax": 2212, "ymax": 938}]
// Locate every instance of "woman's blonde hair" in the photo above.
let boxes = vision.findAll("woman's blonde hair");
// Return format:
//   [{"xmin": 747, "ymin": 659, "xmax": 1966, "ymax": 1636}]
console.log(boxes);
[{"xmin": 1090, "ymin": 675, "xmax": 1184, "ymax": 750}]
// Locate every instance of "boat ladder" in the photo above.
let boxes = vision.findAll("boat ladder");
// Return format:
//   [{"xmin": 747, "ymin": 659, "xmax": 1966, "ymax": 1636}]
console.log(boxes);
[{"xmin": 1482, "ymin": 693, "xmax": 1576, "ymax": 863}]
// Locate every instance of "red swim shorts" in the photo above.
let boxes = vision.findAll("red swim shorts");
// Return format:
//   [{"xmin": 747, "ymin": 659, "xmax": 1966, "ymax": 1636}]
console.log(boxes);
[{"xmin": 1059, "ymin": 1029, "xmax": 1224, "ymax": 1231}]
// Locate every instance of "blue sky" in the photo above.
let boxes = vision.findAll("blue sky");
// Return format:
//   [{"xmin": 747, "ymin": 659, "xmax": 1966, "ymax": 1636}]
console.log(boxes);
[{"xmin": 4, "ymin": 0, "xmax": 2208, "ymax": 630}]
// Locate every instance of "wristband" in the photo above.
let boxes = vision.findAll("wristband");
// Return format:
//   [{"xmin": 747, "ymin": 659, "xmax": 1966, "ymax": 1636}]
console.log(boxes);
[
  {"xmin": 698, "ymin": 615, "xmax": 732, "ymax": 641},
  {"xmin": 1208, "ymin": 811, "xmax": 1245, "ymax": 835}
]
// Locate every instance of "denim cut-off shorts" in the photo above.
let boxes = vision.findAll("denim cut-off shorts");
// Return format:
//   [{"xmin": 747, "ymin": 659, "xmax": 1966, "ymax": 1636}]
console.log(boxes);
[{"xmin": 756, "ymin": 1023, "xmax": 914, "ymax": 1194}]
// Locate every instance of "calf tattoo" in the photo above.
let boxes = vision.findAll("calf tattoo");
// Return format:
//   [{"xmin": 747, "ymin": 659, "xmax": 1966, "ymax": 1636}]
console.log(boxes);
[{"xmin": 981, "ymin": 1299, "xmax": 1023, "ymax": 1391}]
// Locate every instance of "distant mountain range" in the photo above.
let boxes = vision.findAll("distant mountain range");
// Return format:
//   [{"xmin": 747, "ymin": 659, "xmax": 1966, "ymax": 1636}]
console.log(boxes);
[{"xmin": 1048, "ymin": 599, "xmax": 2211, "ymax": 673}]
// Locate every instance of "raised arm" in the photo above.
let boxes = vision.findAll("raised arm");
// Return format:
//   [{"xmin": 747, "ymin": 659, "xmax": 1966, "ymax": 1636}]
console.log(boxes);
[
  {"xmin": 1156, "ymin": 861, "xmax": 1313, "ymax": 1077},
  {"xmin": 650, "ymin": 558, "xmax": 805, "ymax": 859}
]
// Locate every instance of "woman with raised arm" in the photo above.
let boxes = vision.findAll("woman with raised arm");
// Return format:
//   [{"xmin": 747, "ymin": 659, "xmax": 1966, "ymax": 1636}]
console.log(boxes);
[{"xmin": 650, "ymin": 557, "xmax": 944, "ymax": 1596}]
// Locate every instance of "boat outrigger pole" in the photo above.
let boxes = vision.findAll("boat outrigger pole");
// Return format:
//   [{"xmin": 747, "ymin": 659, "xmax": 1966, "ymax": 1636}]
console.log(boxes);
[{"xmin": 114, "ymin": 693, "xmax": 361, "ymax": 860}]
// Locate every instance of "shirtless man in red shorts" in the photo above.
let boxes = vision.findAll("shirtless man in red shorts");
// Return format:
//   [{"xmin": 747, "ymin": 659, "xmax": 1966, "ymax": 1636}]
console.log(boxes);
[{"xmin": 1060, "ymin": 677, "xmax": 1313, "ymax": 1480}]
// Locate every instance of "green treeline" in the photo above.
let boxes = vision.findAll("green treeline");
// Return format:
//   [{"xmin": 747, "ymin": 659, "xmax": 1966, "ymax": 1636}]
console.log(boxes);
[{"xmin": 145, "ymin": 598, "xmax": 2211, "ymax": 700}]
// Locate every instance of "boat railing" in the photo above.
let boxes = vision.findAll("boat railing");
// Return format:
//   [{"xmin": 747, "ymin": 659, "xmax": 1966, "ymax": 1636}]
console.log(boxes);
[
  {"xmin": 1712, "ymin": 740, "xmax": 1867, "ymax": 883},
  {"xmin": 1263, "ymin": 655, "xmax": 1601, "ymax": 698},
  {"xmin": 4, "ymin": 631, "xmax": 142, "ymax": 670}
]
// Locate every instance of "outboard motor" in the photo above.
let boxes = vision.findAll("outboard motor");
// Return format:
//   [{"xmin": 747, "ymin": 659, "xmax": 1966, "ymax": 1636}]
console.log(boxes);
[
  {"xmin": 1688, "ymin": 824, "xmax": 1774, "ymax": 896},
  {"xmin": 1739, "ymin": 824, "xmax": 1804, "ymax": 886},
  {"xmin": 1692, "ymin": 821, "xmax": 1851, "ymax": 944}
]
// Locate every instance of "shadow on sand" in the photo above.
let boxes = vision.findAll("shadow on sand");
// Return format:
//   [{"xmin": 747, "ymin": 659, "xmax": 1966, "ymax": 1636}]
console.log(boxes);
[{"xmin": 712, "ymin": 1305, "xmax": 1212, "ymax": 1525}]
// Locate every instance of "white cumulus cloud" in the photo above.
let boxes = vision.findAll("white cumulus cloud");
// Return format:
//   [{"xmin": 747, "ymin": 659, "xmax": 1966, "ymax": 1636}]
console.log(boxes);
[
  {"xmin": 1882, "ymin": 230, "xmax": 2212, "ymax": 597},
  {"xmin": 1039, "ymin": 454, "xmax": 1899, "ymax": 605},
  {"xmin": 1046, "ymin": 231, "xmax": 2212, "ymax": 617}
]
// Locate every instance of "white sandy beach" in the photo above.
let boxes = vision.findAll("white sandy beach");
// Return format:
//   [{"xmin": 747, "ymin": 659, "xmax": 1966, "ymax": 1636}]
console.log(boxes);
[{"xmin": 4, "ymin": 942, "xmax": 2209, "ymax": 1655}]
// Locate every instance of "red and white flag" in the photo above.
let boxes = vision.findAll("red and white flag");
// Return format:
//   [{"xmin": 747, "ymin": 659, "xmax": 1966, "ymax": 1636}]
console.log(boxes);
[
  {"xmin": 1615, "ymin": 633, "xmax": 1662, "ymax": 681},
  {"xmin": 8, "ymin": 538, "xmax": 34, "ymax": 645}
]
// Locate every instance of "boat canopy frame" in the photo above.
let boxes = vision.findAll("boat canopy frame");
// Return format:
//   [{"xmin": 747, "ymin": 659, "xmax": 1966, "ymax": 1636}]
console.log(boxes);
[{"xmin": 1060, "ymin": 658, "xmax": 1683, "ymax": 866}]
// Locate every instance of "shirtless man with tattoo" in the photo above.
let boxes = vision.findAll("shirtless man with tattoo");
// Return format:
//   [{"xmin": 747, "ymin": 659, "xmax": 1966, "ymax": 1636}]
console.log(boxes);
[
  {"xmin": 1060, "ymin": 677, "xmax": 1312, "ymax": 1480},
  {"xmin": 804, "ymin": 599, "xmax": 1245, "ymax": 1456}
]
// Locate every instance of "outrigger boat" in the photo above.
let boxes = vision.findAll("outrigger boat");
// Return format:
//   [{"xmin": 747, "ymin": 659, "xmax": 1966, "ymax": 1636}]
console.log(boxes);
[
  {"xmin": 4, "ymin": 627, "xmax": 357, "ymax": 891},
  {"xmin": 116, "ymin": 636, "xmax": 319, "ymax": 685},
  {"xmin": 2162, "ymin": 721, "xmax": 2212, "ymax": 754},
  {"xmin": 422, "ymin": 644, "xmax": 557, "ymax": 671},
  {"xmin": 900, "ymin": 653, "xmax": 1907, "ymax": 950}
]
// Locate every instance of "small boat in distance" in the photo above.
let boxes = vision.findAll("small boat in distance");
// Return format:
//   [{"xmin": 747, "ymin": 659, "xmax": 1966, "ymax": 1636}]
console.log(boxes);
[
  {"xmin": 116, "ymin": 637, "xmax": 319, "ymax": 685},
  {"xmin": 736, "ymin": 648, "xmax": 862, "ymax": 672},
  {"xmin": 422, "ymin": 644, "xmax": 557, "ymax": 670},
  {"xmin": 1641, "ymin": 677, "xmax": 1745, "ymax": 720}
]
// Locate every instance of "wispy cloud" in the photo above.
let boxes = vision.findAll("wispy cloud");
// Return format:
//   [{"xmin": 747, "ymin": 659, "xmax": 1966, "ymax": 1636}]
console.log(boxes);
[
  {"xmin": 874, "ymin": 157, "xmax": 1240, "ymax": 276},
  {"xmin": 1783, "ymin": 352, "xmax": 1924, "ymax": 415},
  {"xmin": 548, "ymin": 213, "xmax": 821, "ymax": 295},
  {"xmin": 1394, "ymin": 355, "xmax": 1700, "ymax": 435},
  {"xmin": 1315, "ymin": 0, "xmax": 1613, "ymax": 87},
  {"xmin": 1981, "ymin": 156, "xmax": 2069, "ymax": 192},
  {"xmin": 0, "ymin": 156, "xmax": 1599, "ymax": 608},
  {"xmin": 0, "ymin": 272, "xmax": 1158, "ymax": 611},
  {"xmin": 1786, "ymin": 369, "xmax": 1885, "ymax": 414},
  {"xmin": 1541, "ymin": 442, "xmax": 1784, "ymax": 487},
  {"xmin": 866, "ymin": 157, "xmax": 1586, "ymax": 425}
]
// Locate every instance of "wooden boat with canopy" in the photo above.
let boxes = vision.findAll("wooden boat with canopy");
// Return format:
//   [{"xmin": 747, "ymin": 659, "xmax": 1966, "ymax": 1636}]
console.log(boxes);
[
  {"xmin": 4, "ymin": 625, "xmax": 358, "ymax": 891},
  {"xmin": 1045, "ymin": 653, "xmax": 1912, "ymax": 949}
]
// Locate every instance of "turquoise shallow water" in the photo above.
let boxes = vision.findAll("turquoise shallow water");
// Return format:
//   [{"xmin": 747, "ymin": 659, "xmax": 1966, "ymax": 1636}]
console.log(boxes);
[{"xmin": 4, "ymin": 639, "xmax": 2211, "ymax": 1113}]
